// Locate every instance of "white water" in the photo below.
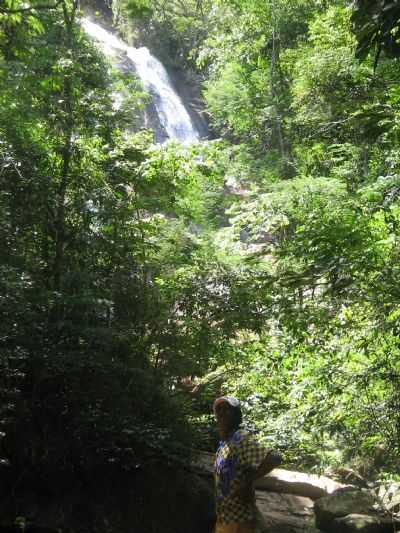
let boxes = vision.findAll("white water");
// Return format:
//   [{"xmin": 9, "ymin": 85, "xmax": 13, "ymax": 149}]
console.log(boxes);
[{"xmin": 82, "ymin": 18, "xmax": 200, "ymax": 143}]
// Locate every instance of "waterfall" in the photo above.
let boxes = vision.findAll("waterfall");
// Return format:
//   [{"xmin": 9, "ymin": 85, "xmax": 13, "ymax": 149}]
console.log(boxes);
[{"xmin": 81, "ymin": 18, "xmax": 200, "ymax": 144}]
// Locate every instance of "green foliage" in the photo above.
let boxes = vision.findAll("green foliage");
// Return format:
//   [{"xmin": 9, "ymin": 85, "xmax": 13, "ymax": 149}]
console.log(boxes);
[
  {"xmin": 206, "ymin": 170, "xmax": 400, "ymax": 472},
  {"xmin": 101, "ymin": 0, "xmax": 400, "ymax": 477},
  {"xmin": 113, "ymin": 0, "xmax": 213, "ymax": 67},
  {"xmin": 352, "ymin": 0, "xmax": 400, "ymax": 63},
  {"xmin": 0, "ymin": 0, "xmax": 235, "ymax": 483},
  {"xmin": 3, "ymin": 0, "xmax": 400, "ymax": 496}
]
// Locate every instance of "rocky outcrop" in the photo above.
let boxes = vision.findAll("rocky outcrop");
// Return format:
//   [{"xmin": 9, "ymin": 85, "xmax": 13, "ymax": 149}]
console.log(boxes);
[
  {"xmin": 314, "ymin": 489, "xmax": 378, "ymax": 525},
  {"xmin": 192, "ymin": 452, "xmax": 400, "ymax": 533},
  {"xmin": 314, "ymin": 488, "xmax": 400, "ymax": 533},
  {"xmin": 167, "ymin": 66, "xmax": 210, "ymax": 140}
]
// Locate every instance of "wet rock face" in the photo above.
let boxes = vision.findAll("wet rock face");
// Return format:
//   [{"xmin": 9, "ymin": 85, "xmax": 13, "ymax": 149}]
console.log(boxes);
[{"xmin": 167, "ymin": 66, "xmax": 210, "ymax": 140}]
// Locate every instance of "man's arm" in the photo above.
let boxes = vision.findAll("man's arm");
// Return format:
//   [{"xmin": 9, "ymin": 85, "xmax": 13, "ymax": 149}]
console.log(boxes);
[
  {"xmin": 252, "ymin": 450, "xmax": 282, "ymax": 480},
  {"xmin": 235, "ymin": 450, "xmax": 282, "ymax": 501}
]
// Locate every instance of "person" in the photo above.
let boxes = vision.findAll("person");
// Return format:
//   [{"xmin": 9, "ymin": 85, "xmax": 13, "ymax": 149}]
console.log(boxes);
[{"xmin": 213, "ymin": 396, "xmax": 282, "ymax": 533}]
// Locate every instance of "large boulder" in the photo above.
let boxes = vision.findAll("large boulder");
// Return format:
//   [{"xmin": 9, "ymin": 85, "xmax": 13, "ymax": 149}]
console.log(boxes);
[
  {"xmin": 314, "ymin": 489, "xmax": 399, "ymax": 533},
  {"xmin": 254, "ymin": 468, "xmax": 346, "ymax": 500},
  {"xmin": 255, "ymin": 490, "xmax": 316, "ymax": 533},
  {"xmin": 314, "ymin": 489, "xmax": 377, "ymax": 522}
]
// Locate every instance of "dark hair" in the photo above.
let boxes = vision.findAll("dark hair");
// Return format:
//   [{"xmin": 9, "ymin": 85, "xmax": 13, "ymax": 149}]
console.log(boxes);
[{"xmin": 231, "ymin": 406, "xmax": 242, "ymax": 428}]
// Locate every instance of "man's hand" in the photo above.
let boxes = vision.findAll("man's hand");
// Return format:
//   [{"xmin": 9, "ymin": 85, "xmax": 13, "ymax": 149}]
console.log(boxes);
[
  {"xmin": 264, "ymin": 450, "xmax": 282, "ymax": 468},
  {"xmin": 254, "ymin": 450, "xmax": 282, "ymax": 479}
]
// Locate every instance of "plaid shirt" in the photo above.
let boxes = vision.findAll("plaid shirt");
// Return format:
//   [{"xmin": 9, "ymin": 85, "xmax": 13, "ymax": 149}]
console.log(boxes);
[{"xmin": 214, "ymin": 429, "xmax": 267, "ymax": 525}]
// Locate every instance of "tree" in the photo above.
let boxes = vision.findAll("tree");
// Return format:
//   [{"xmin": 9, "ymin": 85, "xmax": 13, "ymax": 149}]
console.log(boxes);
[{"xmin": 352, "ymin": 0, "xmax": 400, "ymax": 65}]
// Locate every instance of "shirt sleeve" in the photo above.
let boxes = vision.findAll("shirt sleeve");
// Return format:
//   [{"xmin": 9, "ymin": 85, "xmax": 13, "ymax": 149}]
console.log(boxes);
[{"xmin": 237, "ymin": 435, "xmax": 267, "ymax": 470}]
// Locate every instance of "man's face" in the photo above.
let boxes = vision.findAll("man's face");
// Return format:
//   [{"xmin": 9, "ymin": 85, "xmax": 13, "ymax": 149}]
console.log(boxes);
[{"xmin": 215, "ymin": 401, "xmax": 235, "ymax": 438}]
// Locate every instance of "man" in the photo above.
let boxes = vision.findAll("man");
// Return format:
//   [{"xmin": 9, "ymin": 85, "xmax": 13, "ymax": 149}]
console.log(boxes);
[{"xmin": 213, "ymin": 396, "xmax": 282, "ymax": 533}]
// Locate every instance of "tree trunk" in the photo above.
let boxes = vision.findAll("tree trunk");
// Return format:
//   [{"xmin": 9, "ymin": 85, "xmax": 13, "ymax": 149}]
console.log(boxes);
[{"xmin": 52, "ymin": 0, "xmax": 78, "ymax": 292}]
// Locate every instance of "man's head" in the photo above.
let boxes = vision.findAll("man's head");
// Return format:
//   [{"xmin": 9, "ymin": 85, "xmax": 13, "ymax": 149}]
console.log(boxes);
[{"xmin": 213, "ymin": 396, "xmax": 242, "ymax": 439}]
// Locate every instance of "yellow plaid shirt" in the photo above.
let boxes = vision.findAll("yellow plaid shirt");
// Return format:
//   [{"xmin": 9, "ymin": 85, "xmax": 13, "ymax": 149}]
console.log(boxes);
[{"xmin": 214, "ymin": 429, "xmax": 267, "ymax": 525}]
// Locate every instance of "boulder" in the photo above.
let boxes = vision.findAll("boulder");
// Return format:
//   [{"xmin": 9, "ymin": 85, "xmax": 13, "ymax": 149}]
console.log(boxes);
[
  {"xmin": 332, "ymin": 513, "xmax": 399, "ymax": 533},
  {"xmin": 254, "ymin": 468, "xmax": 347, "ymax": 500},
  {"xmin": 330, "ymin": 467, "xmax": 369, "ymax": 488},
  {"xmin": 314, "ymin": 489, "xmax": 399, "ymax": 533},
  {"xmin": 376, "ymin": 482, "xmax": 400, "ymax": 514},
  {"xmin": 255, "ymin": 490, "xmax": 316, "ymax": 533},
  {"xmin": 314, "ymin": 489, "xmax": 377, "ymax": 522}
]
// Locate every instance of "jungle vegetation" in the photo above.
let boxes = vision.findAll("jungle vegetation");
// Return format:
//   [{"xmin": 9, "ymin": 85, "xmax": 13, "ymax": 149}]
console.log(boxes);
[{"xmin": 1, "ymin": 0, "xmax": 400, "ymax": 499}]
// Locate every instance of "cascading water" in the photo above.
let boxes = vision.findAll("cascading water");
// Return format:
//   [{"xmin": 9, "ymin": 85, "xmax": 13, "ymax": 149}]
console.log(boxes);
[{"xmin": 82, "ymin": 18, "xmax": 200, "ymax": 144}]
